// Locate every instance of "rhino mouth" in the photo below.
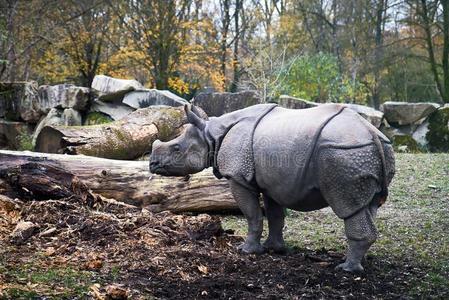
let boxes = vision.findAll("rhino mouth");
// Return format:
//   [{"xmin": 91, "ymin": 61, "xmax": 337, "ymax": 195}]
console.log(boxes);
[{"xmin": 150, "ymin": 165, "xmax": 169, "ymax": 176}]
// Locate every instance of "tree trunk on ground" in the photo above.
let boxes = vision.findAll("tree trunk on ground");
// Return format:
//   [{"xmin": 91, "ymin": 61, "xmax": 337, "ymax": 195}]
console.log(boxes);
[
  {"xmin": 0, "ymin": 150, "xmax": 237, "ymax": 213},
  {"xmin": 35, "ymin": 106, "xmax": 186, "ymax": 160}
]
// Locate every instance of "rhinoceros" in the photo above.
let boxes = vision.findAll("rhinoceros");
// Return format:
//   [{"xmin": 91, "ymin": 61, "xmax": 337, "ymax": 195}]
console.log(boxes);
[{"xmin": 150, "ymin": 103, "xmax": 395, "ymax": 272}]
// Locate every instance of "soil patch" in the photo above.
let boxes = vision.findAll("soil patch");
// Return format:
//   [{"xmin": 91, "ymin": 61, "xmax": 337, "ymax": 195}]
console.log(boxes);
[{"xmin": 0, "ymin": 195, "xmax": 436, "ymax": 299}]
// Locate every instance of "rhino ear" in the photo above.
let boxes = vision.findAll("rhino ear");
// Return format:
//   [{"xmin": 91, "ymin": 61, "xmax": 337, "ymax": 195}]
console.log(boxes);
[
  {"xmin": 191, "ymin": 105, "xmax": 209, "ymax": 120},
  {"xmin": 184, "ymin": 104, "xmax": 206, "ymax": 130}
]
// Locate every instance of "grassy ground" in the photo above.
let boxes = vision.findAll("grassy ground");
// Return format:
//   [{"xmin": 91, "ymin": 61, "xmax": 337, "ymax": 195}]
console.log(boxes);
[{"xmin": 223, "ymin": 153, "xmax": 449, "ymax": 297}]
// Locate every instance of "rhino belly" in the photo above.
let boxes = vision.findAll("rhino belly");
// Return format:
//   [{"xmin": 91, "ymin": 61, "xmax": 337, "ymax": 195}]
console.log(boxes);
[{"xmin": 284, "ymin": 188, "xmax": 329, "ymax": 212}]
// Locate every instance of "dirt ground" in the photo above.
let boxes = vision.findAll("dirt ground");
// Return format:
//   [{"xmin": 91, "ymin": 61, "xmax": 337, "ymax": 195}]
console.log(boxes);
[{"xmin": 0, "ymin": 195, "xmax": 442, "ymax": 299}]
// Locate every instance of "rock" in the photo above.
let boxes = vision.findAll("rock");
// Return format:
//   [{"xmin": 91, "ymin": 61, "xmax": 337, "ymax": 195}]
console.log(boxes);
[
  {"xmin": 278, "ymin": 96, "xmax": 384, "ymax": 128},
  {"xmin": 343, "ymin": 103, "xmax": 384, "ymax": 128},
  {"xmin": 90, "ymin": 99, "xmax": 134, "ymax": 120},
  {"xmin": 0, "ymin": 119, "xmax": 34, "ymax": 150},
  {"xmin": 192, "ymin": 91, "xmax": 262, "ymax": 117},
  {"xmin": 62, "ymin": 108, "xmax": 82, "ymax": 126},
  {"xmin": 32, "ymin": 108, "xmax": 82, "ymax": 146},
  {"xmin": 92, "ymin": 75, "xmax": 143, "ymax": 102},
  {"xmin": 426, "ymin": 106, "xmax": 449, "ymax": 152},
  {"xmin": 381, "ymin": 102, "xmax": 440, "ymax": 125},
  {"xmin": 38, "ymin": 84, "xmax": 90, "ymax": 111},
  {"xmin": 0, "ymin": 81, "xmax": 42, "ymax": 123},
  {"xmin": 123, "ymin": 89, "xmax": 188, "ymax": 109},
  {"xmin": 391, "ymin": 134, "xmax": 420, "ymax": 153},
  {"xmin": 277, "ymin": 95, "xmax": 319, "ymax": 109},
  {"xmin": 10, "ymin": 221, "xmax": 38, "ymax": 244},
  {"xmin": 380, "ymin": 120, "xmax": 421, "ymax": 152},
  {"xmin": 412, "ymin": 121, "xmax": 429, "ymax": 148}
]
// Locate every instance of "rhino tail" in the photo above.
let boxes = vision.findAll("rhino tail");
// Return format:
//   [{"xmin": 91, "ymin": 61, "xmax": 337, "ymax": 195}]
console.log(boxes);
[{"xmin": 367, "ymin": 126, "xmax": 389, "ymax": 206}]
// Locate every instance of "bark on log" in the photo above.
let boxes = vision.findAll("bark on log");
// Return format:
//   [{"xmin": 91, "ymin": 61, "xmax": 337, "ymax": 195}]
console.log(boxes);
[
  {"xmin": 0, "ymin": 150, "xmax": 237, "ymax": 213},
  {"xmin": 34, "ymin": 106, "xmax": 187, "ymax": 160}
]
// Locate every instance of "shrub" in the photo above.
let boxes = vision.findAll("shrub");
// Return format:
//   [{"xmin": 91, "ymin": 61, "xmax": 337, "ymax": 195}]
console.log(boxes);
[
  {"xmin": 426, "ymin": 107, "xmax": 449, "ymax": 152},
  {"xmin": 278, "ymin": 53, "xmax": 369, "ymax": 104}
]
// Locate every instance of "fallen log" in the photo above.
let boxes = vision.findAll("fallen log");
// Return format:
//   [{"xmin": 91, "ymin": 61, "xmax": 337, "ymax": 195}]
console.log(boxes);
[
  {"xmin": 0, "ymin": 150, "xmax": 237, "ymax": 213},
  {"xmin": 34, "ymin": 106, "xmax": 187, "ymax": 160}
]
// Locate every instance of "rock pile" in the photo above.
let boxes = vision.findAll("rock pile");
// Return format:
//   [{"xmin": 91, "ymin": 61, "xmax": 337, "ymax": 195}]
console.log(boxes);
[
  {"xmin": 278, "ymin": 95, "xmax": 449, "ymax": 152},
  {"xmin": 1, "ymin": 77, "xmax": 448, "ymax": 153},
  {"xmin": 0, "ymin": 75, "xmax": 188, "ymax": 150}
]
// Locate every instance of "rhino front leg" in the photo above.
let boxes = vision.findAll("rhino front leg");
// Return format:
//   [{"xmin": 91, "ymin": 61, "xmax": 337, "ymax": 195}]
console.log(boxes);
[
  {"xmin": 229, "ymin": 180, "xmax": 264, "ymax": 254},
  {"xmin": 337, "ymin": 202, "xmax": 378, "ymax": 272},
  {"xmin": 263, "ymin": 195, "xmax": 286, "ymax": 253}
]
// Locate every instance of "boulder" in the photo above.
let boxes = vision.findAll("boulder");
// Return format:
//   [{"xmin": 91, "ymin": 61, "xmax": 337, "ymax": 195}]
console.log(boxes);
[
  {"xmin": 412, "ymin": 121, "xmax": 430, "ymax": 148},
  {"xmin": 381, "ymin": 101, "xmax": 440, "ymax": 125},
  {"xmin": 10, "ymin": 221, "xmax": 38, "ymax": 245},
  {"xmin": 32, "ymin": 108, "xmax": 82, "ymax": 146},
  {"xmin": 343, "ymin": 103, "xmax": 384, "ymax": 128},
  {"xmin": 277, "ymin": 96, "xmax": 384, "ymax": 128},
  {"xmin": 391, "ymin": 134, "xmax": 420, "ymax": 153},
  {"xmin": 92, "ymin": 75, "xmax": 143, "ymax": 102},
  {"xmin": 123, "ymin": 89, "xmax": 188, "ymax": 109},
  {"xmin": 89, "ymin": 99, "xmax": 134, "ymax": 120},
  {"xmin": 426, "ymin": 106, "xmax": 449, "ymax": 152},
  {"xmin": 62, "ymin": 108, "xmax": 82, "ymax": 125},
  {"xmin": 277, "ymin": 95, "xmax": 319, "ymax": 109},
  {"xmin": 379, "ymin": 119, "xmax": 431, "ymax": 152},
  {"xmin": 0, "ymin": 81, "xmax": 42, "ymax": 123},
  {"xmin": 0, "ymin": 119, "xmax": 34, "ymax": 150},
  {"xmin": 38, "ymin": 84, "xmax": 90, "ymax": 111},
  {"xmin": 192, "ymin": 91, "xmax": 262, "ymax": 117}
]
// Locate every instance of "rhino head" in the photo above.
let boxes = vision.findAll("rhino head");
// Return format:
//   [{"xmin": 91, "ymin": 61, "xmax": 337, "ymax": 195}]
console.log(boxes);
[{"xmin": 149, "ymin": 105, "xmax": 209, "ymax": 176}]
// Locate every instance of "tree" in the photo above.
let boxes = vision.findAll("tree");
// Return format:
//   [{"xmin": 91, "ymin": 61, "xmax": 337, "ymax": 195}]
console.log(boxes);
[
  {"xmin": 406, "ymin": 0, "xmax": 449, "ymax": 103},
  {"xmin": 50, "ymin": 0, "xmax": 111, "ymax": 87},
  {"xmin": 0, "ymin": 0, "xmax": 52, "ymax": 82},
  {"xmin": 108, "ymin": 0, "xmax": 193, "ymax": 90}
]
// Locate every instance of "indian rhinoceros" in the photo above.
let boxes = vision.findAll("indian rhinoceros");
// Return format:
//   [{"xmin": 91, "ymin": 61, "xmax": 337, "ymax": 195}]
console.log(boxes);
[{"xmin": 150, "ymin": 103, "xmax": 395, "ymax": 272}]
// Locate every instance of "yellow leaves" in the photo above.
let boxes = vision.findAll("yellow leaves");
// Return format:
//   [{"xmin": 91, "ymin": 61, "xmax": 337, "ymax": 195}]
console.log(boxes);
[
  {"xmin": 168, "ymin": 77, "xmax": 190, "ymax": 95},
  {"xmin": 34, "ymin": 47, "xmax": 78, "ymax": 84}
]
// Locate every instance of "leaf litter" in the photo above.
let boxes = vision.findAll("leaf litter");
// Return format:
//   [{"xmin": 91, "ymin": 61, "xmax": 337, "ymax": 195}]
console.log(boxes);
[{"xmin": 0, "ymin": 190, "xmax": 446, "ymax": 299}]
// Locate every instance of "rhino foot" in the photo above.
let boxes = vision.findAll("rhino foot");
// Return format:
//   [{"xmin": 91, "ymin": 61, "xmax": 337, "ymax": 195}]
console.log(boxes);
[
  {"xmin": 263, "ymin": 239, "xmax": 287, "ymax": 254},
  {"xmin": 237, "ymin": 242, "xmax": 265, "ymax": 254},
  {"xmin": 335, "ymin": 261, "xmax": 364, "ymax": 273}
]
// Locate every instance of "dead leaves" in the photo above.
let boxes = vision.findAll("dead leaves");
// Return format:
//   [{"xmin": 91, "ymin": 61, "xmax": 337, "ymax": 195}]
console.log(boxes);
[
  {"xmin": 90, "ymin": 284, "xmax": 129, "ymax": 300},
  {"xmin": 197, "ymin": 264, "xmax": 208, "ymax": 275}
]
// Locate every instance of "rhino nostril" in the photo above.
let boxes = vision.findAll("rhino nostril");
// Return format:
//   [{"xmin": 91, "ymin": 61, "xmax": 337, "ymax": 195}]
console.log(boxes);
[{"xmin": 150, "ymin": 161, "xmax": 160, "ymax": 168}]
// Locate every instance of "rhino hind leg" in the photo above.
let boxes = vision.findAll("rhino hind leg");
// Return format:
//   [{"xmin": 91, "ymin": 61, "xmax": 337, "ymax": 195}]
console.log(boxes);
[
  {"xmin": 263, "ymin": 195, "xmax": 286, "ymax": 253},
  {"xmin": 229, "ymin": 180, "xmax": 265, "ymax": 254},
  {"xmin": 336, "ymin": 200, "xmax": 379, "ymax": 272}
]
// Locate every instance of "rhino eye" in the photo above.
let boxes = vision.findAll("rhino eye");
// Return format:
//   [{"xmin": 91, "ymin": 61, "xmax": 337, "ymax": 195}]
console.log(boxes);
[{"xmin": 173, "ymin": 144, "xmax": 181, "ymax": 152}]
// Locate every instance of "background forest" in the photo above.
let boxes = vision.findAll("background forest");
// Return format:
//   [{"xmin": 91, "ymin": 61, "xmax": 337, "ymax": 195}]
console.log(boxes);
[{"xmin": 1, "ymin": 0, "xmax": 448, "ymax": 108}]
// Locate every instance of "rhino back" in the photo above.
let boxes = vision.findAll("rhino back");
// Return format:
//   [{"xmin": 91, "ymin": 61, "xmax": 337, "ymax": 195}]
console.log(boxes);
[{"xmin": 252, "ymin": 105, "xmax": 387, "ymax": 213}]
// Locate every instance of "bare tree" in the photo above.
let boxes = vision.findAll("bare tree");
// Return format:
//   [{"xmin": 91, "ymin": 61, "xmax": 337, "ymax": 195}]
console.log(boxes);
[{"xmin": 405, "ymin": 0, "xmax": 449, "ymax": 103}]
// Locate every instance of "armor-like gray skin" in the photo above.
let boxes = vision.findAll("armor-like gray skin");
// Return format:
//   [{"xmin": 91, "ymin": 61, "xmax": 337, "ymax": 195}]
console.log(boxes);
[{"xmin": 150, "ymin": 104, "xmax": 395, "ymax": 272}]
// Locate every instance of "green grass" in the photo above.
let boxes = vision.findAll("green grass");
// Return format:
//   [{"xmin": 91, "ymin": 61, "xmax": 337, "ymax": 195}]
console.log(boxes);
[
  {"xmin": 222, "ymin": 153, "xmax": 449, "ymax": 296},
  {"xmin": 0, "ymin": 259, "xmax": 96, "ymax": 299},
  {"xmin": 16, "ymin": 132, "xmax": 33, "ymax": 151}
]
